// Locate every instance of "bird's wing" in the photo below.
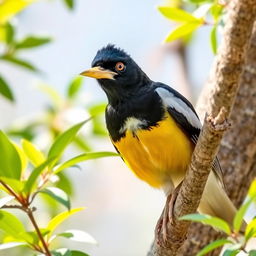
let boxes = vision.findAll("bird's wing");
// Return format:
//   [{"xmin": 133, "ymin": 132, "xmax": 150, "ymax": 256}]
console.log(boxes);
[{"xmin": 154, "ymin": 84, "xmax": 225, "ymax": 189}]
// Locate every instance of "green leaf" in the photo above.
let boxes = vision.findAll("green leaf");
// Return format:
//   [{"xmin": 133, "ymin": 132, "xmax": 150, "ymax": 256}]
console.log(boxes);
[
  {"xmin": 63, "ymin": 0, "xmax": 74, "ymax": 9},
  {"xmin": 0, "ymin": 196, "xmax": 14, "ymax": 208},
  {"xmin": 0, "ymin": 242, "xmax": 26, "ymax": 250},
  {"xmin": 51, "ymin": 249, "xmax": 89, "ymax": 256},
  {"xmin": 233, "ymin": 198, "xmax": 253, "ymax": 232},
  {"xmin": 70, "ymin": 251, "xmax": 89, "ymax": 256},
  {"xmin": 56, "ymin": 172, "xmax": 73, "ymax": 196},
  {"xmin": 0, "ymin": 75, "xmax": 14, "ymax": 101},
  {"xmin": 40, "ymin": 193, "xmax": 60, "ymax": 217},
  {"xmin": 223, "ymin": 249, "xmax": 240, "ymax": 256},
  {"xmin": 0, "ymin": 131, "xmax": 21, "ymax": 179},
  {"xmin": 248, "ymin": 179, "xmax": 256, "ymax": 199},
  {"xmin": 165, "ymin": 21, "xmax": 202, "ymax": 43},
  {"xmin": 22, "ymin": 139, "xmax": 45, "ymax": 166},
  {"xmin": 92, "ymin": 119, "xmax": 108, "ymax": 136},
  {"xmin": 249, "ymin": 250, "xmax": 256, "ymax": 256},
  {"xmin": 13, "ymin": 142, "xmax": 28, "ymax": 174},
  {"xmin": 23, "ymin": 158, "xmax": 56, "ymax": 194},
  {"xmin": 15, "ymin": 36, "xmax": 52, "ymax": 49},
  {"xmin": 88, "ymin": 104, "xmax": 107, "ymax": 136},
  {"xmin": 46, "ymin": 208, "xmax": 84, "ymax": 240},
  {"xmin": 180, "ymin": 214, "xmax": 231, "ymax": 234},
  {"xmin": 0, "ymin": 210, "xmax": 25, "ymax": 239},
  {"xmin": 5, "ymin": 22, "xmax": 15, "ymax": 44},
  {"xmin": 245, "ymin": 218, "xmax": 256, "ymax": 241},
  {"xmin": 210, "ymin": 3, "xmax": 223, "ymax": 21},
  {"xmin": 51, "ymin": 249, "xmax": 71, "ymax": 256},
  {"xmin": 210, "ymin": 25, "xmax": 218, "ymax": 54},
  {"xmin": 51, "ymin": 248, "xmax": 72, "ymax": 256},
  {"xmin": 88, "ymin": 103, "xmax": 106, "ymax": 116},
  {"xmin": 48, "ymin": 120, "xmax": 89, "ymax": 165},
  {"xmin": 7, "ymin": 124, "xmax": 36, "ymax": 141},
  {"xmin": 38, "ymin": 187, "xmax": 71, "ymax": 210},
  {"xmin": 1, "ymin": 56, "xmax": 38, "ymax": 72},
  {"xmin": 158, "ymin": 7, "xmax": 200, "ymax": 22},
  {"xmin": 1, "ymin": 24, "xmax": 8, "ymax": 41},
  {"xmin": 196, "ymin": 239, "xmax": 232, "ymax": 256},
  {"xmin": 56, "ymin": 229, "xmax": 97, "ymax": 244},
  {"xmin": 54, "ymin": 152, "xmax": 119, "ymax": 174},
  {"xmin": 67, "ymin": 77, "xmax": 83, "ymax": 99}
]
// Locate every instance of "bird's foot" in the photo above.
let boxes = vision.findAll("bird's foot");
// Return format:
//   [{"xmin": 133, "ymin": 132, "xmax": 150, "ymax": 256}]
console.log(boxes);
[
  {"xmin": 167, "ymin": 182, "xmax": 183, "ymax": 223},
  {"xmin": 155, "ymin": 182, "xmax": 183, "ymax": 247}
]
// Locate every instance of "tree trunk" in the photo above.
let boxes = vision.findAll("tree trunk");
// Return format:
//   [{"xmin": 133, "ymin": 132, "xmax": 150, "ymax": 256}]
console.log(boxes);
[{"xmin": 178, "ymin": 21, "xmax": 256, "ymax": 256}]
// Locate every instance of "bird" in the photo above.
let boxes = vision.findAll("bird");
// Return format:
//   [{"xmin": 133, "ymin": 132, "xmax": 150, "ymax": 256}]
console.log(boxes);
[{"xmin": 80, "ymin": 44, "xmax": 239, "ymax": 241}]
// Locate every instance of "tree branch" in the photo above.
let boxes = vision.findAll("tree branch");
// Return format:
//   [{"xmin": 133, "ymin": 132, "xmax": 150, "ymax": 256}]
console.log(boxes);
[
  {"xmin": 180, "ymin": 21, "xmax": 256, "ymax": 256},
  {"xmin": 148, "ymin": 0, "xmax": 256, "ymax": 255},
  {"xmin": 27, "ymin": 208, "xmax": 52, "ymax": 256}
]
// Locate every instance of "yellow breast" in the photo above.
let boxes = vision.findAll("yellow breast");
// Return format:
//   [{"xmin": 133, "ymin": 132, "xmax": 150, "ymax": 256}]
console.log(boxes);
[{"xmin": 113, "ymin": 115, "xmax": 194, "ymax": 188}]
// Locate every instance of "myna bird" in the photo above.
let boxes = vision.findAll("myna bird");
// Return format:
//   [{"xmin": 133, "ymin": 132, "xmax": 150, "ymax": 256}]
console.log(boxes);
[{"xmin": 80, "ymin": 44, "xmax": 238, "ymax": 240}]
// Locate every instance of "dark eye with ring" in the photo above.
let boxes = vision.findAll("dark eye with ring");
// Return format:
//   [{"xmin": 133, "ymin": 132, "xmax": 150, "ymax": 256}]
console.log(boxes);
[{"xmin": 115, "ymin": 62, "xmax": 126, "ymax": 72}]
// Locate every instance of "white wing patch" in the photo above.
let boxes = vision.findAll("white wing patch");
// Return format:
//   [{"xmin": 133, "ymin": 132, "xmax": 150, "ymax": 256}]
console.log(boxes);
[
  {"xmin": 155, "ymin": 87, "xmax": 201, "ymax": 129},
  {"xmin": 119, "ymin": 117, "xmax": 147, "ymax": 133}
]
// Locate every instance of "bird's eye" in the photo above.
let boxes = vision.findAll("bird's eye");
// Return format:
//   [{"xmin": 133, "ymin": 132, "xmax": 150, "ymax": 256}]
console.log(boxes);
[{"xmin": 115, "ymin": 62, "xmax": 125, "ymax": 72}]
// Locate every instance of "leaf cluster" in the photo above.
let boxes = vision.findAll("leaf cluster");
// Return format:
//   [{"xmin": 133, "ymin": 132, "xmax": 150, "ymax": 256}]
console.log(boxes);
[
  {"xmin": 0, "ymin": 121, "xmax": 118, "ymax": 255},
  {"xmin": 158, "ymin": 0, "xmax": 226, "ymax": 54},
  {"xmin": 0, "ymin": 0, "xmax": 77, "ymax": 102},
  {"xmin": 0, "ymin": 21, "xmax": 52, "ymax": 101}
]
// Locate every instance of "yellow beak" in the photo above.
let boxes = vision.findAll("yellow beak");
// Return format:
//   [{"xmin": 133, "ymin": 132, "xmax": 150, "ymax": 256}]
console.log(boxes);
[{"xmin": 80, "ymin": 66, "xmax": 117, "ymax": 80}]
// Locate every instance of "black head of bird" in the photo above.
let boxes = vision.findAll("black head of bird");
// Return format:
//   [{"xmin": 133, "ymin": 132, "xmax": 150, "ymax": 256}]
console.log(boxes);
[{"xmin": 80, "ymin": 44, "xmax": 150, "ymax": 105}]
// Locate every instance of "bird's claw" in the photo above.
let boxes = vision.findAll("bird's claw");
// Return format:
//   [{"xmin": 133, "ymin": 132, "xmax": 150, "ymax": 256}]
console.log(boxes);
[{"xmin": 155, "ymin": 182, "xmax": 183, "ymax": 248}]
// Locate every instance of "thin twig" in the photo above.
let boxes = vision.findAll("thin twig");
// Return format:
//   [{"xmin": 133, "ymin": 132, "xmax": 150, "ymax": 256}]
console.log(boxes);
[
  {"xmin": 27, "ymin": 208, "xmax": 51, "ymax": 256},
  {"xmin": 0, "ymin": 180, "xmax": 22, "ymax": 202},
  {"xmin": 0, "ymin": 204, "xmax": 27, "ymax": 211},
  {"xmin": 0, "ymin": 179, "xmax": 51, "ymax": 256}
]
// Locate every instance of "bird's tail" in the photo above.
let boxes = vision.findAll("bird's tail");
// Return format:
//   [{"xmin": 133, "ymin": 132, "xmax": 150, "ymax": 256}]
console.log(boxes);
[{"xmin": 198, "ymin": 171, "xmax": 246, "ymax": 232}]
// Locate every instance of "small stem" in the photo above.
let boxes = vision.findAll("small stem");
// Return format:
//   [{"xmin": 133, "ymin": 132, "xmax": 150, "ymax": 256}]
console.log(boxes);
[
  {"xmin": 0, "ymin": 205, "xmax": 27, "ymax": 211},
  {"xmin": 0, "ymin": 180, "xmax": 22, "ymax": 202},
  {"xmin": 29, "ymin": 173, "xmax": 51, "ymax": 205},
  {"xmin": 37, "ymin": 173, "xmax": 51, "ymax": 191},
  {"xmin": 241, "ymin": 247, "xmax": 248, "ymax": 253},
  {"xmin": 33, "ymin": 245, "xmax": 45, "ymax": 253},
  {"xmin": 0, "ymin": 180, "xmax": 51, "ymax": 255},
  {"xmin": 27, "ymin": 209, "xmax": 51, "ymax": 256},
  {"xmin": 28, "ymin": 192, "xmax": 38, "ymax": 205}
]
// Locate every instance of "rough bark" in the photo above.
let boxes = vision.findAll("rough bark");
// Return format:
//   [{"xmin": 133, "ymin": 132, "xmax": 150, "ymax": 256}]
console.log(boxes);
[
  {"xmin": 179, "ymin": 21, "xmax": 256, "ymax": 256},
  {"xmin": 148, "ymin": 0, "xmax": 256, "ymax": 255}
]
